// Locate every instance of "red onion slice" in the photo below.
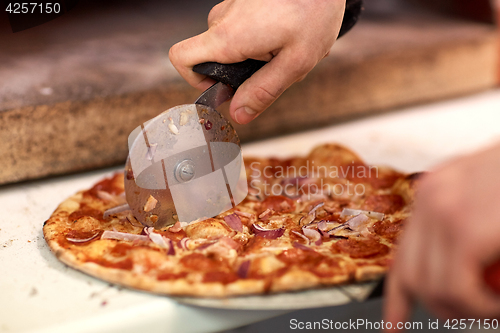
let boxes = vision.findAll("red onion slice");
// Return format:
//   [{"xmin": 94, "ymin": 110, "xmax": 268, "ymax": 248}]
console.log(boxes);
[
  {"xmin": 292, "ymin": 241, "xmax": 313, "ymax": 251},
  {"xmin": 167, "ymin": 239, "xmax": 175, "ymax": 256},
  {"xmin": 224, "ymin": 214, "xmax": 243, "ymax": 232},
  {"xmin": 331, "ymin": 235, "xmax": 348, "ymax": 239},
  {"xmin": 317, "ymin": 220, "xmax": 328, "ymax": 231},
  {"xmin": 326, "ymin": 220, "xmax": 352, "ymax": 238},
  {"xmin": 66, "ymin": 231, "xmax": 100, "ymax": 243},
  {"xmin": 179, "ymin": 237, "xmax": 191, "ymax": 250},
  {"xmin": 145, "ymin": 227, "xmax": 169, "ymax": 249},
  {"xmin": 237, "ymin": 260, "xmax": 251, "ymax": 278},
  {"xmin": 327, "ymin": 222, "xmax": 348, "ymax": 233},
  {"xmin": 302, "ymin": 227, "xmax": 321, "ymax": 244},
  {"xmin": 300, "ymin": 214, "xmax": 315, "ymax": 226},
  {"xmin": 258, "ymin": 209, "xmax": 273, "ymax": 220},
  {"xmin": 98, "ymin": 191, "xmax": 127, "ymax": 205},
  {"xmin": 196, "ymin": 241, "xmax": 216, "ymax": 250},
  {"xmin": 303, "ymin": 222, "xmax": 318, "ymax": 229},
  {"xmin": 347, "ymin": 214, "xmax": 369, "ymax": 230},
  {"xmin": 291, "ymin": 230, "xmax": 310, "ymax": 245},
  {"xmin": 169, "ymin": 222, "xmax": 183, "ymax": 233},
  {"xmin": 101, "ymin": 230, "xmax": 149, "ymax": 242},
  {"xmin": 234, "ymin": 210, "xmax": 254, "ymax": 219},
  {"xmin": 309, "ymin": 202, "xmax": 325, "ymax": 215},
  {"xmin": 340, "ymin": 208, "xmax": 384, "ymax": 221},
  {"xmin": 300, "ymin": 202, "xmax": 325, "ymax": 226},
  {"xmin": 319, "ymin": 228, "xmax": 330, "ymax": 238},
  {"xmin": 251, "ymin": 224, "xmax": 285, "ymax": 239},
  {"xmin": 97, "ymin": 191, "xmax": 116, "ymax": 202},
  {"xmin": 103, "ymin": 204, "xmax": 131, "ymax": 219}
]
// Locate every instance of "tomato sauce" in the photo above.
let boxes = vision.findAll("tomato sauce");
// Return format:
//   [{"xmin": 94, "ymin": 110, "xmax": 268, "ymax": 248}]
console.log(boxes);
[
  {"xmin": 203, "ymin": 271, "xmax": 239, "ymax": 284},
  {"xmin": 69, "ymin": 205, "xmax": 107, "ymax": 222},
  {"xmin": 157, "ymin": 272, "xmax": 188, "ymax": 281},
  {"xmin": 86, "ymin": 257, "xmax": 134, "ymax": 270},
  {"xmin": 83, "ymin": 174, "xmax": 123, "ymax": 198}
]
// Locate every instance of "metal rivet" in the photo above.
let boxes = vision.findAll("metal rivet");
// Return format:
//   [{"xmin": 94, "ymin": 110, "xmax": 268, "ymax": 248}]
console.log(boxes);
[{"xmin": 174, "ymin": 160, "xmax": 195, "ymax": 183}]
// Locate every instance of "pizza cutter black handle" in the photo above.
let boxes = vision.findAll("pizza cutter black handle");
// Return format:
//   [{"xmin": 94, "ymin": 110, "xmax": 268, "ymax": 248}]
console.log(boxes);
[
  {"xmin": 192, "ymin": 59, "xmax": 267, "ymax": 91},
  {"xmin": 339, "ymin": 0, "xmax": 363, "ymax": 38}
]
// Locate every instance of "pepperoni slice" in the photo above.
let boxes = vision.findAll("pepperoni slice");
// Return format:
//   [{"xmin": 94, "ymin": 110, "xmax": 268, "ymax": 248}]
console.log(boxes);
[
  {"xmin": 372, "ymin": 219, "xmax": 404, "ymax": 243},
  {"xmin": 362, "ymin": 194, "xmax": 404, "ymax": 214},
  {"xmin": 333, "ymin": 238, "xmax": 389, "ymax": 259},
  {"xmin": 345, "ymin": 163, "xmax": 403, "ymax": 189},
  {"xmin": 259, "ymin": 195, "xmax": 295, "ymax": 214},
  {"xmin": 277, "ymin": 248, "xmax": 325, "ymax": 267},
  {"xmin": 277, "ymin": 248, "xmax": 346, "ymax": 278}
]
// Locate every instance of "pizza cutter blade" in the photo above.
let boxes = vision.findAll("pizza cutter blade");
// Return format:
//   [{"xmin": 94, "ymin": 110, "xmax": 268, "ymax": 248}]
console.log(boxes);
[{"xmin": 123, "ymin": 60, "xmax": 266, "ymax": 229}]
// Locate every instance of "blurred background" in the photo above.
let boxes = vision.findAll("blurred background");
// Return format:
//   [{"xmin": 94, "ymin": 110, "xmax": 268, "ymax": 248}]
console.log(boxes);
[
  {"xmin": 1, "ymin": 2, "xmax": 499, "ymax": 333},
  {"xmin": 0, "ymin": 0, "xmax": 498, "ymax": 185}
]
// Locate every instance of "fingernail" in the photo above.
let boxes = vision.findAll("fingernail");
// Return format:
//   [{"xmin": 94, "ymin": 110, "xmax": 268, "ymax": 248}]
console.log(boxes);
[{"xmin": 234, "ymin": 107, "xmax": 257, "ymax": 124}]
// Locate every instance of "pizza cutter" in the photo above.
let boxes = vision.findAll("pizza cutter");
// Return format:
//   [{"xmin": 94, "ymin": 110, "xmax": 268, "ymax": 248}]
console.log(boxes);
[{"xmin": 122, "ymin": 60, "xmax": 266, "ymax": 229}]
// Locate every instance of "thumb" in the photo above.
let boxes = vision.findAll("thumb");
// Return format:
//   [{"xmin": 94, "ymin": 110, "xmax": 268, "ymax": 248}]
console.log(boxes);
[{"xmin": 229, "ymin": 50, "xmax": 314, "ymax": 124}]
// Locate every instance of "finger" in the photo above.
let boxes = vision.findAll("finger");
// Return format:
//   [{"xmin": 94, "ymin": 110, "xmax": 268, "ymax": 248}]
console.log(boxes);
[
  {"xmin": 384, "ymin": 272, "xmax": 414, "ymax": 332},
  {"xmin": 169, "ymin": 27, "xmax": 252, "ymax": 92},
  {"xmin": 169, "ymin": 32, "xmax": 225, "ymax": 91},
  {"xmin": 422, "ymin": 216, "xmax": 449, "ymax": 305},
  {"xmin": 382, "ymin": 217, "xmax": 425, "ymax": 331},
  {"xmin": 207, "ymin": 1, "xmax": 227, "ymax": 28},
  {"xmin": 229, "ymin": 49, "xmax": 315, "ymax": 124}
]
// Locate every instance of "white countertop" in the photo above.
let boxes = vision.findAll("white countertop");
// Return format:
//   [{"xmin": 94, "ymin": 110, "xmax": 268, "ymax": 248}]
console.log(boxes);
[{"xmin": 2, "ymin": 90, "xmax": 500, "ymax": 333}]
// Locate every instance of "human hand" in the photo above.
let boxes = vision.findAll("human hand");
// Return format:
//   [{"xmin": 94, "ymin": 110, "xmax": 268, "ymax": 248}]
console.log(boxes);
[
  {"xmin": 169, "ymin": 0, "xmax": 346, "ymax": 124},
  {"xmin": 384, "ymin": 144, "xmax": 500, "ymax": 330}
]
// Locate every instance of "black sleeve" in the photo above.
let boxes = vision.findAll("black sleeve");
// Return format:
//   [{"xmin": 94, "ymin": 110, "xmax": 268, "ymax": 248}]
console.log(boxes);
[{"xmin": 338, "ymin": 0, "xmax": 363, "ymax": 38}]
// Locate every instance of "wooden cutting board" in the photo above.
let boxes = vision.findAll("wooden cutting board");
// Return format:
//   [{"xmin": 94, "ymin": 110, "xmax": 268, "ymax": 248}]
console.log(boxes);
[{"xmin": 0, "ymin": 0, "xmax": 497, "ymax": 185}]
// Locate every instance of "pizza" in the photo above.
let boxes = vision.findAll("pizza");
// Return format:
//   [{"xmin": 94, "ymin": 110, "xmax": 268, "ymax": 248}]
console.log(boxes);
[{"xmin": 43, "ymin": 143, "xmax": 420, "ymax": 297}]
